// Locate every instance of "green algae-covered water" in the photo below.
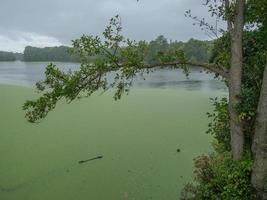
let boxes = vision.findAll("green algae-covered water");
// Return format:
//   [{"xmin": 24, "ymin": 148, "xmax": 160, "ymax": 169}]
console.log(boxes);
[
  {"xmin": 0, "ymin": 62, "xmax": 227, "ymax": 200},
  {"xmin": 0, "ymin": 85, "xmax": 223, "ymax": 200}
]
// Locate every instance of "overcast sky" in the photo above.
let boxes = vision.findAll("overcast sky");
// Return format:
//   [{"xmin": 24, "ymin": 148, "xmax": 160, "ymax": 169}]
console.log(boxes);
[{"xmin": 0, "ymin": 0, "xmax": 222, "ymax": 53}]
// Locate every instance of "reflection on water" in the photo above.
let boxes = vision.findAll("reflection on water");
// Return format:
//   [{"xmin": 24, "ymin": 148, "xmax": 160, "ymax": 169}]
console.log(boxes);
[{"xmin": 0, "ymin": 61, "xmax": 227, "ymax": 92}]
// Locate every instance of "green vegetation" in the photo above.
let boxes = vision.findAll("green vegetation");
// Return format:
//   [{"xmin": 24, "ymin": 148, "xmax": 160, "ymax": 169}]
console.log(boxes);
[
  {"xmin": 0, "ymin": 38, "xmax": 212, "ymax": 63},
  {"xmin": 181, "ymin": 0, "xmax": 267, "ymax": 198},
  {"xmin": 145, "ymin": 36, "xmax": 212, "ymax": 64},
  {"xmin": 13, "ymin": 52, "xmax": 24, "ymax": 61},
  {"xmin": 23, "ymin": 46, "xmax": 79, "ymax": 62},
  {"xmin": 181, "ymin": 152, "xmax": 254, "ymax": 200},
  {"xmin": 22, "ymin": 0, "xmax": 267, "ymax": 199},
  {"xmin": 0, "ymin": 51, "xmax": 23, "ymax": 61}
]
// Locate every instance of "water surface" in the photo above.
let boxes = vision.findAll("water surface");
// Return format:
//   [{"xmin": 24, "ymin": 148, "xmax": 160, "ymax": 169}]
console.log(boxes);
[
  {"xmin": 0, "ymin": 61, "xmax": 227, "ymax": 200},
  {"xmin": 0, "ymin": 61, "xmax": 227, "ymax": 92}
]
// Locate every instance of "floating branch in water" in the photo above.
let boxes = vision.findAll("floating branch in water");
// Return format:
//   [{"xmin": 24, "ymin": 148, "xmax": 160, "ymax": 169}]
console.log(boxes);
[{"xmin": 78, "ymin": 155, "xmax": 103, "ymax": 164}]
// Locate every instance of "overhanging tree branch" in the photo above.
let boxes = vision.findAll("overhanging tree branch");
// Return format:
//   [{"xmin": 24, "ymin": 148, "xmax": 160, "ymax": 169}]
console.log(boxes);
[
  {"xmin": 143, "ymin": 61, "xmax": 229, "ymax": 79},
  {"xmin": 23, "ymin": 15, "xmax": 229, "ymax": 123}
]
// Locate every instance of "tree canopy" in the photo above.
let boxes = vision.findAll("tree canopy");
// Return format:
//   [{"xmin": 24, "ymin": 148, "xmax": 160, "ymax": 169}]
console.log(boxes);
[{"xmin": 23, "ymin": 15, "xmax": 225, "ymax": 123}]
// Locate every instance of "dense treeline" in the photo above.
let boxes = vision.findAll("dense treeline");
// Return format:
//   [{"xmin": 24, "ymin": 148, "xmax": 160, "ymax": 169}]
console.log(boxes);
[
  {"xmin": 23, "ymin": 46, "xmax": 79, "ymax": 62},
  {"xmin": 146, "ymin": 36, "xmax": 213, "ymax": 64},
  {"xmin": 14, "ymin": 53, "xmax": 24, "ymax": 61},
  {"xmin": 0, "ymin": 51, "xmax": 23, "ymax": 61},
  {"xmin": 87, "ymin": 36, "xmax": 213, "ymax": 64},
  {"xmin": 0, "ymin": 37, "xmax": 212, "ymax": 62},
  {"xmin": 85, "ymin": 36, "xmax": 213, "ymax": 64}
]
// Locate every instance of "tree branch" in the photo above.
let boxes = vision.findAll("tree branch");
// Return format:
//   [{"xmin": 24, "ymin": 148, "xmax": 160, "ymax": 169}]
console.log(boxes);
[
  {"xmin": 23, "ymin": 15, "xmax": 229, "ymax": 123},
  {"xmin": 142, "ymin": 61, "xmax": 229, "ymax": 79}
]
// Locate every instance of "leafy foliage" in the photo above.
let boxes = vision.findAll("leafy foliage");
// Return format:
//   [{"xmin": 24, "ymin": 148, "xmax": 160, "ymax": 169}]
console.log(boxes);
[
  {"xmin": 23, "ymin": 15, "xmax": 190, "ymax": 123},
  {"xmin": 206, "ymin": 97, "xmax": 230, "ymax": 152},
  {"xmin": 209, "ymin": 33, "xmax": 230, "ymax": 69},
  {"xmin": 209, "ymin": 21, "xmax": 267, "ymax": 151},
  {"xmin": 181, "ymin": 152, "xmax": 255, "ymax": 200},
  {"xmin": 181, "ymin": 0, "xmax": 267, "ymax": 198},
  {"xmin": 237, "ymin": 30, "xmax": 267, "ymax": 148},
  {"xmin": 145, "ymin": 36, "xmax": 212, "ymax": 64},
  {"xmin": 246, "ymin": 0, "xmax": 267, "ymax": 27}
]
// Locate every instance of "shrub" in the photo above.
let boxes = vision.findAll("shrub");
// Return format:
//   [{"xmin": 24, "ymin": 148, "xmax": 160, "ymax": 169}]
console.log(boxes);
[
  {"xmin": 181, "ymin": 152, "xmax": 255, "ymax": 200},
  {"xmin": 206, "ymin": 97, "xmax": 231, "ymax": 152}
]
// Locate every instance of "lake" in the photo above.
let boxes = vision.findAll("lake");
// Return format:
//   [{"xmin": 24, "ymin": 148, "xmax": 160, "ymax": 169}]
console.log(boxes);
[
  {"xmin": 0, "ymin": 61, "xmax": 227, "ymax": 200},
  {"xmin": 0, "ymin": 61, "xmax": 226, "ymax": 92}
]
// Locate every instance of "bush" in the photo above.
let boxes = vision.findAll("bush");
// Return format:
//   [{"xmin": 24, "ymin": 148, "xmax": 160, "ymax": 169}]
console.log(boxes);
[
  {"xmin": 206, "ymin": 97, "xmax": 231, "ymax": 152},
  {"xmin": 180, "ymin": 152, "xmax": 255, "ymax": 200}
]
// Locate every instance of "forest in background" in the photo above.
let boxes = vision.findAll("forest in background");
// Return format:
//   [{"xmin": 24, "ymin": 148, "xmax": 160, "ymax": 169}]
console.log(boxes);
[
  {"xmin": 0, "ymin": 36, "xmax": 213, "ymax": 63},
  {"xmin": 0, "ymin": 51, "xmax": 23, "ymax": 61}
]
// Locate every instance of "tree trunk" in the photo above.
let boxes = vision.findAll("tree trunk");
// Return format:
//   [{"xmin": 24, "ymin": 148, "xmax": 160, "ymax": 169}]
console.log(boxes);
[
  {"xmin": 251, "ymin": 61, "xmax": 267, "ymax": 200},
  {"xmin": 229, "ymin": 0, "xmax": 245, "ymax": 160}
]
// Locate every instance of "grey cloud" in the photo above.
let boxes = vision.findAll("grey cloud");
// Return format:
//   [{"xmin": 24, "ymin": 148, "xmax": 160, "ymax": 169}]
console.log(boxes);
[{"xmin": 0, "ymin": 0, "xmax": 224, "ymax": 52}]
